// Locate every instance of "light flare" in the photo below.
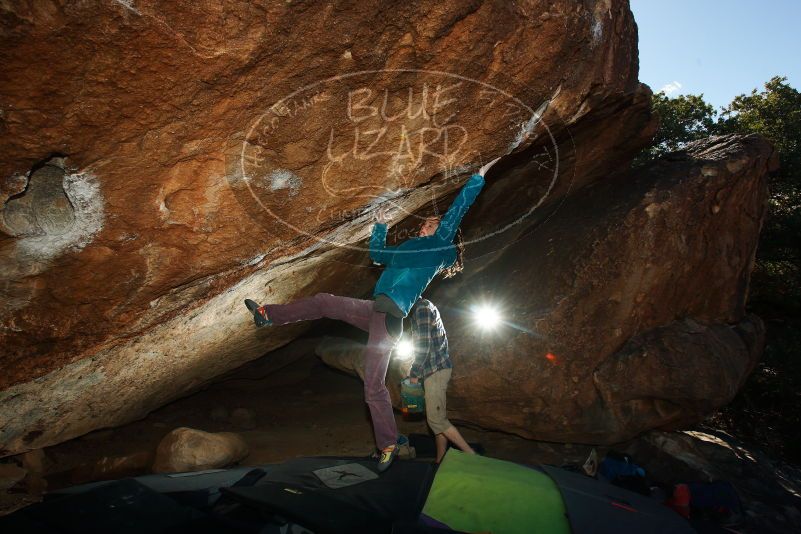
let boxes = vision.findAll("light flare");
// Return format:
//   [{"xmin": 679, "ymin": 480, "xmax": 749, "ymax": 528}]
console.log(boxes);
[
  {"xmin": 473, "ymin": 304, "xmax": 502, "ymax": 330},
  {"xmin": 394, "ymin": 338, "xmax": 414, "ymax": 360}
]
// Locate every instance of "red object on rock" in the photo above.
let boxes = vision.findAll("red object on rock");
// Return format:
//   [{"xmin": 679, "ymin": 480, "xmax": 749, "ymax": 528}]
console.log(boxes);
[{"xmin": 667, "ymin": 483, "xmax": 691, "ymax": 518}]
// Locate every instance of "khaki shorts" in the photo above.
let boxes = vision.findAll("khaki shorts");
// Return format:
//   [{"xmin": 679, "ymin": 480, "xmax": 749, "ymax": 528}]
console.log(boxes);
[{"xmin": 423, "ymin": 368, "xmax": 453, "ymax": 435}]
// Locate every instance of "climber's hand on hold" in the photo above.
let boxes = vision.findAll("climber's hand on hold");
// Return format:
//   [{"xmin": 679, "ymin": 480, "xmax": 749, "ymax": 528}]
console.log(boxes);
[
  {"xmin": 375, "ymin": 206, "xmax": 389, "ymax": 225},
  {"xmin": 479, "ymin": 156, "xmax": 502, "ymax": 177}
]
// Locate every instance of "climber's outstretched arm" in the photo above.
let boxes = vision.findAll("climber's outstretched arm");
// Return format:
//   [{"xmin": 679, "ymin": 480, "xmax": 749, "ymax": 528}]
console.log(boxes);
[
  {"xmin": 435, "ymin": 157, "xmax": 500, "ymax": 242},
  {"xmin": 370, "ymin": 206, "xmax": 396, "ymax": 265}
]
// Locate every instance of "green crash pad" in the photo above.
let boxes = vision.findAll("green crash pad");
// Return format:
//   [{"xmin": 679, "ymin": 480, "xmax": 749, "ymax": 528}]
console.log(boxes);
[{"xmin": 422, "ymin": 450, "xmax": 571, "ymax": 534}]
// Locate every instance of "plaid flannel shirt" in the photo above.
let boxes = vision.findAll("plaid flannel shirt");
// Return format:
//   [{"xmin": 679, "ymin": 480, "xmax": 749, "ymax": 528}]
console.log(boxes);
[{"xmin": 409, "ymin": 299, "xmax": 452, "ymax": 379}]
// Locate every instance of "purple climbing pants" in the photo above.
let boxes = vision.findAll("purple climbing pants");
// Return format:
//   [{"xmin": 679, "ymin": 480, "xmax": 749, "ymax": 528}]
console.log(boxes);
[{"xmin": 264, "ymin": 293, "xmax": 400, "ymax": 449}]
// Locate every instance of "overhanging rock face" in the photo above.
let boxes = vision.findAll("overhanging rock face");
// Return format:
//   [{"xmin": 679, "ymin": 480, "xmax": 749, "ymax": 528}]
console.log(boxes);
[
  {"xmin": 0, "ymin": 1, "xmax": 763, "ymax": 454},
  {"xmin": 430, "ymin": 134, "xmax": 773, "ymax": 443}
]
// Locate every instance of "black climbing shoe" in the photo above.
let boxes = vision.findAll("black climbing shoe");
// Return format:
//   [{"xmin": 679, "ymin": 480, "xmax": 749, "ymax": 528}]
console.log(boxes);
[{"xmin": 244, "ymin": 299, "xmax": 272, "ymax": 327}]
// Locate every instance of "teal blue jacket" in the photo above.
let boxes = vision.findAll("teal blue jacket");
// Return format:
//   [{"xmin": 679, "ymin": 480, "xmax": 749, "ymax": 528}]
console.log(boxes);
[{"xmin": 370, "ymin": 173, "xmax": 485, "ymax": 316}]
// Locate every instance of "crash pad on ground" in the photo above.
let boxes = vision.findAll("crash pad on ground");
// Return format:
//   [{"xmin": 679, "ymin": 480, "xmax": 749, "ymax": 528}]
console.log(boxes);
[{"xmin": 421, "ymin": 450, "xmax": 571, "ymax": 534}]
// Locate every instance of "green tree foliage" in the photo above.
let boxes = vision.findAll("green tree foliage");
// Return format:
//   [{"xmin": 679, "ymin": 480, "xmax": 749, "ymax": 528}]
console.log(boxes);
[
  {"xmin": 639, "ymin": 92, "xmax": 717, "ymax": 161},
  {"xmin": 720, "ymin": 76, "xmax": 801, "ymax": 178}
]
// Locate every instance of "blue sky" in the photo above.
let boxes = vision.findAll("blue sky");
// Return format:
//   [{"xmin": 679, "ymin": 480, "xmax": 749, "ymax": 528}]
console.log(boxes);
[{"xmin": 631, "ymin": 0, "xmax": 800, "ymax": 111}]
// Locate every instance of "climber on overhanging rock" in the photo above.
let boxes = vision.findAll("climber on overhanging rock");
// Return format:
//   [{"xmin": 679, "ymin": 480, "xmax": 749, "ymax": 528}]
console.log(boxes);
[{"xmin": 244, "ymin": 156, "xmax": 501, "ymax": 473}]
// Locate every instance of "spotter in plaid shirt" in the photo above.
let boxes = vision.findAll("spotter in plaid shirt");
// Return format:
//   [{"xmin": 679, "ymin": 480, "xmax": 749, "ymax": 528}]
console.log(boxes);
[{"xmin": 409, "ymin": 299, "xmax": 452, "ymax": 379}]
